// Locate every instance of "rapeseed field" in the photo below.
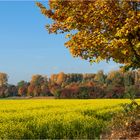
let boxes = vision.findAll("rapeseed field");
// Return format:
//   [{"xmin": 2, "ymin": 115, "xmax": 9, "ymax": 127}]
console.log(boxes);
[{"xmin": 0, "ymin": 99, "xmax": 134, "ymax": 139}]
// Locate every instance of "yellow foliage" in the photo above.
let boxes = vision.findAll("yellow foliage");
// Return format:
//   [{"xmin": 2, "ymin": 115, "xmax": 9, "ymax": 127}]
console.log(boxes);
[{"xmin": 37, "ymin": 0, "xmax": 140, "ymax": 69}]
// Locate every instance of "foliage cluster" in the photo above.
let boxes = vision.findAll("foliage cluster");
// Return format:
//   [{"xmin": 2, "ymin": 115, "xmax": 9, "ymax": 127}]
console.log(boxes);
[{"xmin": 36, "ymin": 0, "xmax": 140, "ymax": 70}]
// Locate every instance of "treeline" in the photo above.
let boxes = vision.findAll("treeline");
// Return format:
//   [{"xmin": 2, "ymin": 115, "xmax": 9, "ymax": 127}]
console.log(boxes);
[{"xmin": 0, "ymin": 69, "xmax": 140, "ymax": 98}]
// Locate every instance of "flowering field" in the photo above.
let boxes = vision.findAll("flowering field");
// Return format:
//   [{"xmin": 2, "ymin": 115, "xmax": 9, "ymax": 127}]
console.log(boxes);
[{"xmin": 0, "ymin": 99, "xmax": 134, "ymax": 139}]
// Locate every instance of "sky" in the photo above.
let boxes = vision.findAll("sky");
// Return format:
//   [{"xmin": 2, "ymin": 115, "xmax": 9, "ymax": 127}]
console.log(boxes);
[{"xmin": 0, "ymin": 1, "xmax": 121, "ymax": 84}]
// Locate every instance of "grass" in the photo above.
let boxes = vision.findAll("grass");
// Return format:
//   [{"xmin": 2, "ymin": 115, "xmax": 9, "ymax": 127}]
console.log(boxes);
[{"xmin": 0, "ymin": 99, "xmax": 137, "ymax": 139}]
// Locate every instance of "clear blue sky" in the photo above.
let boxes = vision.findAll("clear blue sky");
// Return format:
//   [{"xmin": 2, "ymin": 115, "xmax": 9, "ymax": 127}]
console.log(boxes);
[{"xmin": 0, "ymin": 1, "xmax": 121, "ymax": 84}]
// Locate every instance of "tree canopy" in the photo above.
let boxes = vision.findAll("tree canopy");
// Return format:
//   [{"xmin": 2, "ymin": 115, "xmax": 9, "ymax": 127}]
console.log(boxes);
[
  {"xmin": 36, "ymin": 0, "xmax": 140, "ymax": 70},
  {"xmin": 0, "ymin": 70, "xmax": 140, "ymax": 98}
]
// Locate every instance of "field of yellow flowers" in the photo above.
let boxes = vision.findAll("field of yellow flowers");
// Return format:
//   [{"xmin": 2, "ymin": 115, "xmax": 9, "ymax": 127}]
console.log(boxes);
[{"xmin": 0, "ymin": 99, "xmax": 134, "ymax": 139}]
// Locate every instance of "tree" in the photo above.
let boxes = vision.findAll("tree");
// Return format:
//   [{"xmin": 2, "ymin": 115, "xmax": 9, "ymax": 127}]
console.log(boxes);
[
  {"xmin": 30, "ymin": 75, "xmax": 45, "ymax": 86},
  {"xmin": 94, "ymin": 70, "xmax": 106, "ymax": 85},
  {"xmin": 0, "ymin": 85, "xmax": 8, "ymax": 97},
  {"xmin": 83, "ymin": 74, "xmax": 95, "ymax": 82},
  {"xmin": 37, "ymin": 0, "xmax": 140, "ymax": 70},
  {"xmin": 56, "ymin": 72, "xmax": 66, "ymax": 85},
  {"xmin": 40, "ymin": 84, "xmax": 50, "ymax": 96},
  {"xmin": 0, "ymin": 72, "xmax": 8, "ymax": 87},
  {"xmin": 17, "ymin": 81, "xmax": 28, "ymax": 96},
  {"xmin": 106, "ymin": 70, "xmax": 124, "ymax": 86},
  {"xmin": 124, "ymin": 71, "xmax": 135, "ymax": 86},
  {"xmin": 8, "ymin": 85, "xmax": 18, "ymax": 96},
  {"xmin": 50, "ymin": 74, "xmax": 58, "ymax": 84},
  {"xmin": 134, "ymin": 69, "xmax": 140, "ymax": 85},
  {"xmin": 27, "ymin": 84, "xmax": 35, "ymax": 96},
  {"xmin": 78, "ymin": 86, "xmax": 90, "ymax": 99}
]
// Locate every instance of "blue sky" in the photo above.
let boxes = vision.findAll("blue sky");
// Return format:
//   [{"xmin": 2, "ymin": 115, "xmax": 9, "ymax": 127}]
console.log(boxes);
[{"xmin": 0, "ymin": 1, "xmax": 121, "ymax": 84}]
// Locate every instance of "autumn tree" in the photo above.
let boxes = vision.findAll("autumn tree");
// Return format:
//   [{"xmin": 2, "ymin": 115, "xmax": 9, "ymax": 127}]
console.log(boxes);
[
  {"xmin": 83, "ymin": 74, "xmax": 95, "ymax": 82},
  {"xmin": 106, "ymin": 70, "xmax": 124, "ymax": 86},
  {"xmin": 94, "ymin": 70, "xmax": 106, "ymax": 85},
  {"xmin": 30, "ymin": 75, "xmax": 45, "ymax": 86},
  {"xmin": 50, "ymin": 74, "xmax": 58, "ymax": 84},
  {"xmin": 40, "ymin": 84, "xmax": 50, "ymax": 96},
  {"xmin": 0, "ymin": 72, "xmax": 8, "ymax": 87},
  {"xmin": 27, "ymin": 84, "xmax": 35, "ymax": 96},
  {"xmin": 56, "ymin": 72, "xmax": 66, "ymax": 85},
  {"xmin": 30, "ymin": 75, "xmax": 48, "ymax": 96},
  {"xmin": 17, "ymin": 81, "xmax": 28, "ymax": 96},
  {"xmin": 0, "ymin": 86, "xmax": 8, "ymax": 97},
  {"xmin": 37, "ymin": 0, "xmax": 140, "ymax": 70}
]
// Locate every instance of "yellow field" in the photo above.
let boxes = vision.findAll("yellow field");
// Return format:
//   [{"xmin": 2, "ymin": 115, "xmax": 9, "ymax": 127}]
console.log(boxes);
[{"xmin": 0, "ymin": 99, "xmax": 136, "ymax": 139}]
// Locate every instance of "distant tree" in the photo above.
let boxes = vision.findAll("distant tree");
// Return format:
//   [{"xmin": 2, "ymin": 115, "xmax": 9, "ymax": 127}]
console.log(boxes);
[
  {"xmin": 124, "ymin": 71, "xmax": 135, "ymax": 86},
  {"xmin": 17, "ymin": 80, "xmax": 28, "ymax": 96},
  {"xmin": 49, "ymin": 83, "xmax": 61, "ymax": 96},
  {"xmin": 8, "ymin": 85, "xmax": 17, "ymax": 96},
  {"xmin": 29, "ymin": 75, "xmax": 48, "ymax": 96},
  {"xmin": 40, "ymin": 84, "xmax": 50, "ymax": 96},
  {"xmin": 60, "ymin": 84, "xmax": 79, "ymax": 99},
  {"xmin": 83, "ymin": 74, "xmax": 95, "ymax": 82},
  {"xmin": 50, "ymin": 74, "xmax": 58, "ymax": 84},
  {"xmin": 33, "ymin": 86, "xmax": 41, "ymax": 96},
  {"xmin": 78, "ymin": 86, "xmax": 90, "ymax": 99},
  {"xmin": 0, "ymin": 85, "xmax": 8, "ymax": 97},
  {"xmin": 106, "ymin": 70, "xmax": 124, "ymax": 86},
  {"xmin": 27, "ymin": 84, "xmax": 35, "ymax": 96},
  {"xmin": 0, "ymin": 72, "xmax": 8, "ymax": 87},
  {"xmin": 53, "ymin": 89, "xmax": 61, "ymax": 98},
  {"xmin": 124, "ymin": 85, "xmax": 139, "ymax": 99},
  {"xmin": 56, "ymin": 72, "xmax": 66, "ymax": 85},
  {"xmin": 30, "ymin": 75, "xmax": 45, "ymax": 86},
  {"xmin": 134, "ymin": 69, "xmax": 140, "ymax": 86},
  {"xmin": 94, "ymin": 70, "xmax": 106, "ymax": 85}
]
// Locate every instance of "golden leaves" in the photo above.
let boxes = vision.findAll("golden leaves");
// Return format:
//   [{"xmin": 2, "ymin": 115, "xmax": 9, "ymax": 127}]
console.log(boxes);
[{"xmin": 37, "ymin": 0, "xmax": 140, "ymax": 69}]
